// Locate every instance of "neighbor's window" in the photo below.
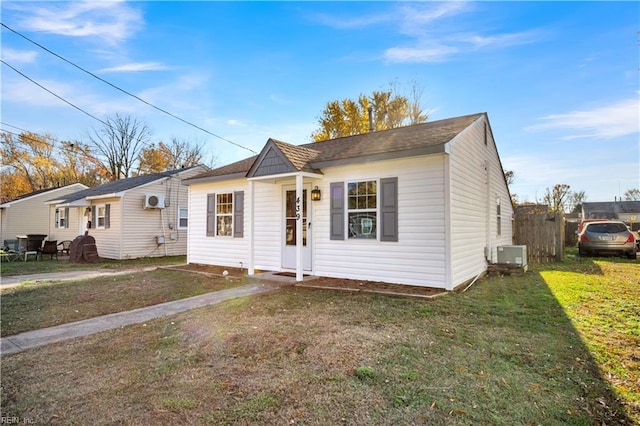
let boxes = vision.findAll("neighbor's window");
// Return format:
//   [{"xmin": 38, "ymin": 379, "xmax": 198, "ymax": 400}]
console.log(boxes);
[
  {"xmin": 216, "ymin": 193, "xmax": 233, "ymax": 236},
  {"xmin": 97, "ymin": 205, "xmax": 106, "ymax": 229},
  {"xmin": 55, "ymin": 208, "xmax": 67, "ymax": 228},
  {"xmin": 496, "ymin": 198, "xmax": 502, "ymax": 236},
  {"xmin": 347, "ymin": 180, "xmax": 377, "ymax": 239},
  {"xmin": 178, "ymin": 206, "xmax": 188, "ymax": 229}
]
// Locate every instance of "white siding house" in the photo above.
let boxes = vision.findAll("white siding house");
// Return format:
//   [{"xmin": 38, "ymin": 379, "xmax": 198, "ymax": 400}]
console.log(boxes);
[
  {"xmin": 47, "ymin": 166, "xmax": 207, "ymax": 259},
  {"xmin": 0, "ymin": 183, "xmax": 88, "ymax": 244},
  {"xmin": 184, "ymin": 113, "xmax": 513, "ymax": 290}
]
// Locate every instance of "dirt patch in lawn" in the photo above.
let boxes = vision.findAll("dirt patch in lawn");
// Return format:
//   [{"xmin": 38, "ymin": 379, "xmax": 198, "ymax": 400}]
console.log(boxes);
[
  {"xmin": 161, "ymin": 264, "xmax": 246, "ymax": 278},
  {"xmin": 294, "ymin": 277, "xmax": 448, "ymax": 299},
  {"xmin": 165, "ymin": 264, "xmax": 448, "ymax": 299}
]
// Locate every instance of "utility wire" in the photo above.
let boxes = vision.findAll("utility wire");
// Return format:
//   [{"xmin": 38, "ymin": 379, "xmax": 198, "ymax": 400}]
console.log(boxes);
[
  {"xmin": 1, "ymin": 22, "xmax": 257, "ymax": 154},
  {"xmin": 1, "ymin": 60, "xmax": 111, "ymax": 127}
]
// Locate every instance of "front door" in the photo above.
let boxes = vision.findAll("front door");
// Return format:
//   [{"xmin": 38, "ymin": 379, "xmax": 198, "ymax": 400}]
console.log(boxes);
[{"xmin": 282, "ymin": 186, "xmax": 312, "ymax": 270}]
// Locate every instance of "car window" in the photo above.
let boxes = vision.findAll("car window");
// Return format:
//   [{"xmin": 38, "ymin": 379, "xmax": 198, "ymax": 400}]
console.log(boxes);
[{"xmin": 587, "ymin": 223, "xmax": 628, "ymax": 233}]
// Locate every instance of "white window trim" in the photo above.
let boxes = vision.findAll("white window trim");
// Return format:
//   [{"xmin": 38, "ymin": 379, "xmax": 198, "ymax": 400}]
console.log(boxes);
[
  {"xmin": 96, "ymin": 204, "xmax": 107, "ymax": 229},
  {"xmin": 215, "ymin": 193, "xmax": 234, "ymax": 237},
  {"xmin": 55, "ymin": 208, "xmax": 66, "ymax": 229},
  {"xmin": 178, "ymin": 206, "xmax": 188, "ymax": 230},
  {"xmin": 346, "ymin": 179, "xmax": 379, "ymax": 240}
]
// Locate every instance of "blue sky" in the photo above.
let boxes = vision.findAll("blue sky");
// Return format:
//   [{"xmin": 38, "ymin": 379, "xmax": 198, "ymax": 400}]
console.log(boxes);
[{"xmin": 1, "ymin": 1, "xmax": 638, "ymax": 203}]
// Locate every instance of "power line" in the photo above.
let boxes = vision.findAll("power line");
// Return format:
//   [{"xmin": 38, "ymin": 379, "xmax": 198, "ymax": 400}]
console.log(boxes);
[
  {"xmin": 1, "ymin": 22, "xmax": 257, "ymax": 154},
  {"xmin": 1, "ymin": 60, "xmax": 111, "ymax": 128}
]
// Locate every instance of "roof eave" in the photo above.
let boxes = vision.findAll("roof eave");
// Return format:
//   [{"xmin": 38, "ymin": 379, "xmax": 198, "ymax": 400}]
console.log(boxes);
[{"xmin": 183, "ymin": 172, "xmax": 248, "ymax": 185}]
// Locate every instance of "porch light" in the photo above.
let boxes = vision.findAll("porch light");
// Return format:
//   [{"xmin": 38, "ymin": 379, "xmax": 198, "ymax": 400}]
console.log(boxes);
[
  {"xmin": 311, "ymin": 186, "xmax": 321, "ymax": 201},
  {"xmin": 85, "ymin": 206, "xmax": 92, "ymax": 215}
]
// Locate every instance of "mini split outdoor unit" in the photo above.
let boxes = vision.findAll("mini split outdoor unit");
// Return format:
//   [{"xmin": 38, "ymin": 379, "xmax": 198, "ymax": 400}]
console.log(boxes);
[{"xmin": 144, "ymin": 194, "xmax": 166, "ymax": 209}]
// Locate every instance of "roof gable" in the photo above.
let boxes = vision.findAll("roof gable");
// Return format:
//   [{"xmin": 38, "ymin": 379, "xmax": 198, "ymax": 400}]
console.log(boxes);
[{"xmin": 247, "ymin": 139, "xmax": 322, "ymax": 178}]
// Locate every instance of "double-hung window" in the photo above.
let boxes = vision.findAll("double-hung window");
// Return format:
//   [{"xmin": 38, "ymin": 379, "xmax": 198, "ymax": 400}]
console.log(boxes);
[
  {"xmin": 216, "ymin": 193, "xmax": 233, "ymax": 236},
  {"xmin": 331, "ymin": 178, "xmax": 397, "ymax": 242},
  {"xmin": 91, "ymin": 204, "xmax": 110, "ymax": 229},
  {"xmin": 206, "ymin": 191, "xmax": 244, "ymax": 238},
  {"xmin": 178, "ymin": 206, "xmax": 188, "ymax": 229},
  {"xmin": 55, "ymin": 208, "xmax": 68, "ymax": 229},
  {"xmin": 97, "ymin": 206, "xmax": 107, "ymax": 228},
  {"xmin": 347, "ymin": 180, "xmax": 377, "ymax": 239}
]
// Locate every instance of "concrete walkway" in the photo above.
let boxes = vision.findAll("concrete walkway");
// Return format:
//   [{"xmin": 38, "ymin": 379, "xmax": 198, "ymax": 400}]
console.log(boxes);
[
  {"xmin": 0, "ymin": 267, "xmax": 162, "ymax": 289},
  {"xmin": 0, "ymin": 283, "xmax": 278, "ymax": 356}
]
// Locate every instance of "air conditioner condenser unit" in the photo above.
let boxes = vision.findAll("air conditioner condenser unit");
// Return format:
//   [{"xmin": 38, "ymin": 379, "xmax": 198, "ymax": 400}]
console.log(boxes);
[
  {"xmin": 144, "ymin": 194, "xmax": 166, "ymax": 209},
  {"xmin": 497, "ymin": 245, "xmax": 527, "ymax": 267}
]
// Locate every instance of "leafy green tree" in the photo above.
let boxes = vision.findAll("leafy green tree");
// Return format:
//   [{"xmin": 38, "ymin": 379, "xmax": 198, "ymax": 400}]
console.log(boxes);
[{"xmin": 311, "ymin": 82, "xmax": 429, "ymax": 142}]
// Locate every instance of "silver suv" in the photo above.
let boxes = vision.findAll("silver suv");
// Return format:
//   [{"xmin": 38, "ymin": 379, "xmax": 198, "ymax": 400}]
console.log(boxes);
[{"xmin": 578, "ymin": 221, "xmax": 637, "ymax": 259}]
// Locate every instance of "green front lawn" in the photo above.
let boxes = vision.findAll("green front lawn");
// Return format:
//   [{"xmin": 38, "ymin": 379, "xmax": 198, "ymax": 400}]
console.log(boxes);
[
  {"xmin": 0, "ymin": 255, "xmax": 186, "ymax": 277},
  {"xmin": 1, "ymin": 251, "xmax": 637, "ymax": 424}
]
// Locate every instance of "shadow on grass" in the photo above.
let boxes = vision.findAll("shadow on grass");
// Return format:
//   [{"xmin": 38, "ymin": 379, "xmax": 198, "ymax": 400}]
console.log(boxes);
[{"xmin": 463, "ymin": 262, "xmax": 635, "ymax": 423}]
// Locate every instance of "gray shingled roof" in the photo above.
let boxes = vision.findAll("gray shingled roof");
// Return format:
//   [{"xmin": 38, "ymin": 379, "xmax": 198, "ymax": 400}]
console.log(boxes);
[
  {"xmin": 583, "ymin": 201, "xmax": 640, "ymax": 215},
  {"xmin": 50, "ymin": 167, "xmax": 201, "ymax": 204},
  {"xmin": 186, "ymin": 113, "xmax": 484, "ymax": 182}
]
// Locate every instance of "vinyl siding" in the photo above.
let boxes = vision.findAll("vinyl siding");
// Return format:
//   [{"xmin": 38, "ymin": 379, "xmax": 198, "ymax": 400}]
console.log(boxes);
[
  {"xmin": 79, "ymin": 167, "xmax": 204, "ymax": 259},
  {"xmin": 114, "ymin": 167, "xmax": 205, "ymax": 259},
  {"xmin": 313, "ymin": 156, "xmax": 447, "ymax": 288},
  {"xmin": 188, "ymin": 179, "xmax": 252, "ymax": 268},
  {"xmin": 0, "ymin": 184, "xmax": 86, "ymax": 242},
  {"xmin": 448, "ymin": 116, "xmax": 513, "ymax": 289},
  {"xmin": 47, "ymin": 206, "xmax": 87, "ymax": 243}
]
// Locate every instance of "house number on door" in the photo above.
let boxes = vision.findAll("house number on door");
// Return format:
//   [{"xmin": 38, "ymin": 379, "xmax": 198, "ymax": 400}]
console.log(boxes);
[{"xmin": 295, "ymin": 197, "xmax": 301, "ymax": 220}]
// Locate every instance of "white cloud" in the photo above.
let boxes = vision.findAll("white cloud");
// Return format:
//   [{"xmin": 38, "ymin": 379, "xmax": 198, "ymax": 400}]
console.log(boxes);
[
  {"xmin": 226, "ymin": 119, "xmax": 246, "ymax": 127},
  {"xmin": 2, "ymin": 48, "xmax": 38, "ymax": 63},
  {"xmin": 525, "ymin": 98, "xmax": 640, "ymax": 139},
  {"xmin": 13, "ymin": 1, "xmax": 143, "ymax": 45},
  {"xmin": 384, "ymin": 45, "xmax": 458, "ymax": 63},
  {"xmin": 312, "ymin": 2, "xmax": 542, "ymax": 64},
  {"xmin": 99, "ymin": 62, "xmax": 169, "ymax": 73},
  {"xmin": 312, "ymin": 12, "xmax": 390, "ymax": 29}
]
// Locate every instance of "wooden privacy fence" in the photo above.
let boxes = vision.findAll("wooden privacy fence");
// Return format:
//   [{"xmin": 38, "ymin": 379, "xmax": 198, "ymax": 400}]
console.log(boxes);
[{"xmin": 514, "ymin": 211, "xmax": 565, "ymax": 263}]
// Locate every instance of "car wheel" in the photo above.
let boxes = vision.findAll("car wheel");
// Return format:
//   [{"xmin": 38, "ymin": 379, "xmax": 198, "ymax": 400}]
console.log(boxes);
[
  {"xmin": 578, "ymin": 245, "xmax": 588, "ymax": 257},
  {"xmin": 627, "ymin": 251, "xmax": 637, "ymax": 260}
]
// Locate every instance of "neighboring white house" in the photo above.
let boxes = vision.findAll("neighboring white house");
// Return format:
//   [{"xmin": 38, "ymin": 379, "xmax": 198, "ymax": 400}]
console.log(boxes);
[
  {"xmin": 184, "ymin": 113, "xmax": 513, "ymax": 290},
  {"xmin": 46, "ymin": 166, "xmax": 208, "ymax": 259},
  {"xmin": 0, "ymin": 183, "xmax": 88, "ymax": 244}
]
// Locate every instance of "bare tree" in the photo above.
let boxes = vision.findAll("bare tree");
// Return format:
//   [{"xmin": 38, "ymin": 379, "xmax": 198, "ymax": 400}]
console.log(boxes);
[
  {"xmin": 542, "ymin": 184, "xmax": 572, "ymax": 213},
  {"xmin": 623, "ymin": 188, "xmax": 640, "ymax": 201},
  {"xmin": 87, "ymin": 114, "xmax": 151, "ymax": 180}
]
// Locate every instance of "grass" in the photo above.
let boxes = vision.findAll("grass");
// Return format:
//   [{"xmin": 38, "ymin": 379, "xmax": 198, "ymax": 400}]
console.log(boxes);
[
  {"xmin": 0, "ymin": 250, "xmax": 637, "ymax": 424},
  {"xmin": 0, "ymin": 255, "xmax": 186, "ymax": 277},
  {"xmin": 0, "ymin": 268, "xmax": 246, "ymax": 337}
]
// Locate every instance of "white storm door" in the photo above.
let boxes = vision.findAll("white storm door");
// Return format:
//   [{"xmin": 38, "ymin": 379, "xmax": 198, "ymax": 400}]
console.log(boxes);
[{"xmin": 282, "ymin": 186, "xmax": 312, "ymax": 270}]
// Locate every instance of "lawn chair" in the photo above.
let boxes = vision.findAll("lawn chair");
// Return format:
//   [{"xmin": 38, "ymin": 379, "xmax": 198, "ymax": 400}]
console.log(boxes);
[
  {"xmin": 39, "ymin": 240, "xmax": 58, "ymax": 261},
  {"xmin": 58, "ymin": 240, "xmax": 72, "ymax": 256},
  {"xmin": 2, "ymin": 239, "xmax": 20, "ymax": 261}
]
